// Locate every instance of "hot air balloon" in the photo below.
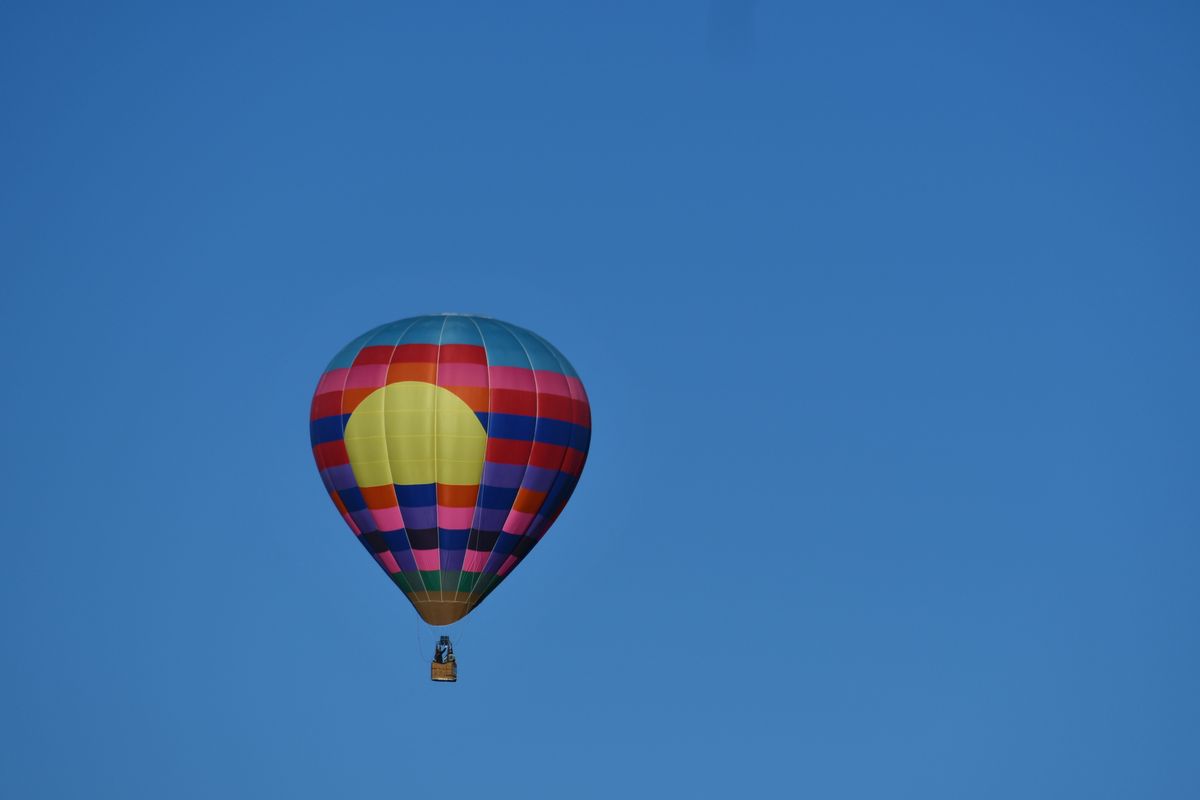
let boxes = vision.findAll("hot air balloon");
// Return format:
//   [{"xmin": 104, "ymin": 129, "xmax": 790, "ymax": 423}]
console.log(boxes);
[{"xmin": 309, "ymin": 314, "xmax": 591, "ymax": 680}]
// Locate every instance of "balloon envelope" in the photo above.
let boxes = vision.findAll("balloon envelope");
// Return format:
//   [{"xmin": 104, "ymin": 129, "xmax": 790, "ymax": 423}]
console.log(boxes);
[{"xmin": 310, "ymin": 314, "xmax": 591, "ymax": 625}]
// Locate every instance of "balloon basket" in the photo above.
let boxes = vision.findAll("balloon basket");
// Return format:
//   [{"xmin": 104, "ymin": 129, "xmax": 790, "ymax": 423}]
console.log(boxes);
[{"xmin": 431, "ymin": 661, "xmax": 457, "ymax": 682}]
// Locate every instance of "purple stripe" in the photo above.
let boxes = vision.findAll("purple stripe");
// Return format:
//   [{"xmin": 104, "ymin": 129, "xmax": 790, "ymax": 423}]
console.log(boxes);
[
  {"xmin": 481, "ymin": 461, "xmax": 526, "ymax": 488},
  {"xmin": 520, "ymin": 466, "xmax": 559, "ymax": 493},
  {"xmin": 350, "ymin": 508, "xmax": 377, "ymax": 533},
  {"xmin": 527, "ymin": 514, "xmax": 551, "ymax": 541},
  {"xmin": 441, "ymin": 549, "xmax": 466, "ymax": 572},
  {"xmin": 393, "ymin": 549, "xmax": 418, "ymax": 573},
  {"xmin": 483, "ymin": 550, "xmax": 507, "ymax": 574},
  {"xmin": 322, "ymin": 464, "xmax": 358, "ymax": 491},
  {"xmin": 399, "ymin": 505, "xmax": 437, "ymax": 529},
  {"xmin": 475, "ymin": 507, "xmax": 509, "ymax": 531}
]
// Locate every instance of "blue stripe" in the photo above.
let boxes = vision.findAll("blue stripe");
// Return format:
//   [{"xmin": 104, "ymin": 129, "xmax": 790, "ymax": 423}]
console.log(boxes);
[
  {"xmin": 483, "ymin": 413, "xmax": 587, "ymax": 446},
  {"xmin": 384, "ymin": 531, "xmax": 412, "ymax": 551},
  {"xmin": 478, "ymin": 485, "xmax": 519, "ymax": 510},
  {"xmin": 486, "ymin": 413, "xmax": 537, "ymax": 441},
  {"xmin": 532, "ymin": 417, "xmax": 578, "ymax": 446},
  {"xmin": 311, "ymin": 411, "xmax": 586, "ymax": 448},
  {"xmin": 394, "ymin": 483, "xmax": 437, "ymax": 507},
  {"xmin": 493, "ymin": 533, "xmax": 521, "ymax": 555},
  {"xmin": 439, "ymin": 530, "xmax": 470, "ymax": 550},
  {"xmin": 338, "ymin": 487, "xmax": 367, "ymax": 513},
  {"xmin": 309, "ymin": 414, "xmax": 350, "ymax": 445}
]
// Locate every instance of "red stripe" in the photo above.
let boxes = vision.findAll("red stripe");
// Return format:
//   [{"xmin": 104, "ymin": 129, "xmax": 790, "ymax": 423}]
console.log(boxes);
[
  {"xmin": 528, "ymin": 442, "xmax": 566, "ymax": 470},
  {"xmin": 560, "ymin": 447, "xmax": 587, "ymax": 475},
  {"xmin": 530, "ymin": 393, "xmax": 580, "ymax": 423},
  {"xmin": 393, "ymin": 344, "xmax": 439, "ymax": 363},
  {"xmin": 313, "ymin": 440, "xmax": 349, "ymax": 466},
  {"xmin": 354, "ymin": 346, "xmax": 394, "ymax": 365},
  {"xmin": 310, "ymin": 391, "xmax": 343, "ymax": 420},
  {"xmin": 438, "ymin": 344, "xmax": 488, "ymax": 364},
  {"xmin": 488, "ymin": 389, "xmax": 538, "ymax": 417},
  {"xmin": 485, "ymin": 437, "xmax": 534, "ymax": 465},
  {"xmin": 484, "ymin": 438, "xmax": 585, "ymax": 473},
  {"xmin": 487, "ymin": 390, "xmax": 590, "ymax": 425}
]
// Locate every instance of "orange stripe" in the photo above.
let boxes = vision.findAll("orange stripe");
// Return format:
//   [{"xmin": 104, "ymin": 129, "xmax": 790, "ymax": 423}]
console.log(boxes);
[
  {"xmin": 445, "ymin": 385, "xmax": 489, "ymax": 412},
  {"xmin": 387, "ymin": 362, "xmax": 438, "ymax": 383},
  {"xmin": 513, "ymin": 488, "xmax": 546, "ymax": 514},
  {"xmin": 360, "ymin": 485, "xmax": 398, "ymax": 509},
  {"xmin": 340, "ymin": 387, "xmax": 376, "ymax": 413},
  {"xmin": 437, "ymin": 483, "xmax": 480, "ymax": 507}
]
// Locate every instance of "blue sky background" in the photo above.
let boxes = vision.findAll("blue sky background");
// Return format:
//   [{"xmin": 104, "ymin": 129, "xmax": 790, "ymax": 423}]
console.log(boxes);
[{"xmin": 2, "ymin": 1, "xmax": 1198, "ymax": 797}]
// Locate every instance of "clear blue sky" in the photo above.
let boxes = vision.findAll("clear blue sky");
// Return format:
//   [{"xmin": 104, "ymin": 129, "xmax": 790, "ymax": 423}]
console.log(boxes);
[{"xmin": 2, "ymin": 2, "xmax": 1198, "ymax": 797}]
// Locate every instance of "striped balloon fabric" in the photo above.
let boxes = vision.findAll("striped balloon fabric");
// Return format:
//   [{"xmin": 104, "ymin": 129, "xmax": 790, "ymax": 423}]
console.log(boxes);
[{"xmin": 310, "ymin": 314, "xmax": 591, "ymax": 625}]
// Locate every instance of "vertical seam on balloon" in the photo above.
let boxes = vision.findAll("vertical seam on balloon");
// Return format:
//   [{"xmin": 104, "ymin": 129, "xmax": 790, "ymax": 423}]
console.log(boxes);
[
  {"xmin": 460, "ymin": 314, "xmax": 492, "ymax": 610},
  {"xmin": 375, "ymin": 317, "xmax": 428, "ymax": 603},
  {"xmin": 433, "ymin": 314, "xmax": 449, "ymax": 604},
  {"xmin": 505, "ymin": 328, "xmax": 586, "ymax": 576},
  {"xmin": 467, "ymin": 319, "xmax": 541, "ymax": 608}
]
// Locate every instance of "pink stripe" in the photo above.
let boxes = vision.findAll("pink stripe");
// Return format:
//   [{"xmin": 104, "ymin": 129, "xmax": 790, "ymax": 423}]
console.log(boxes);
[
  {"xmin": 534, "ymin": 370, "xmax": 579, "ymax": 398},
  {"xmin": 534, "ymin": 369, "xmax": 569, "ymax": 396},
  {"xmin": 371, "ymin": 506, "xmax": 405, "ymax": 531},
  {"xmin": 435, "ymin": 505, "xmax": 474, "ymax": 529},
  {"xmin": 344, "ymin": 363, "xmax": 389, "ymax": 389},
  {"xmin": 376, "ymin": 551, "xmax": 401, "ymax": 573},
  {"xmin": 502, "ymin": 510, "xmax": 535, "ymax": 535},
  {"xmin": 537, "ymin": 371, "xmax": 578, "ymax": 398},
  {"xmin": 341, "ymin": 512, "xmax": 361, "ymax": 535},
  {"xmin": 317, "ymin": 369, "xmax": 350, "ymax": 395},
  {"xmin": 498, "ymin": 555, "xmax": 519, "ymax": 576},
  {"xmin": 437, "ymin": 362, "xmax": 489, "ymax": 386},
  {"xmin": 489, "ymin": 366, "xmax": 536, "ymax": 391},
  {"xmin": 564, "ymin": 376, "xmax": 586, "ymax": 401},
  {"xmin": 462, "ymin": 549, "xmax": 491, "ymax": 572},
  {"xmin": 489, "ymin": 366, "xmax": 582, "ymax": 394},
  {"xmin": 412, "ymin": 549, "xmax": 440, "ymax": 571}
]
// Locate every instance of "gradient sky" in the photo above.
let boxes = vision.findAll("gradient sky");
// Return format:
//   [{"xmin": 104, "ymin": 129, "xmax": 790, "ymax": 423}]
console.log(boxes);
[{"xmin": 2, "ymin": 2, "xmax": 1198, "ymax": 797}]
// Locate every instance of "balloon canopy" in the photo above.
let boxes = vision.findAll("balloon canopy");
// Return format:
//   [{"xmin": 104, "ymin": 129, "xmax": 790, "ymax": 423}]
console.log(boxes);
[{"xmin": 309, "ymin": 314, "xmax": 591, "ymax": 625}]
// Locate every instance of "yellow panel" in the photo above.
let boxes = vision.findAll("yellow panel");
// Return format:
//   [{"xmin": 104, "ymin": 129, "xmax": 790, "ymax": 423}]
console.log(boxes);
[
  {"xmin": 352, "ymin": 460, "xmax": 397, "ymax": 487},
  {"xmin": 437, "ymin": 435, "xmax": 486, "ymax": 462},
  {"xmin": 392, "ymin": 460, "xmax": 435, "ymax": 485},
  {"xmin": 386, "ymin": 435, "xmax": 434, "ymax": 460},
  {"xmin": 437, "ymin": 411, "xmax": 486, "ymax": 436},
  {"xmin": 344, "ymin": 381, "xmax": 488, "ymax": 489},
  {"xmin": 437, "ymin": 458, "xmax": 488, "ymax": 485},
  {"xmin": 344, "ymin": 435, "xmax": 389, "ymax": 463}
]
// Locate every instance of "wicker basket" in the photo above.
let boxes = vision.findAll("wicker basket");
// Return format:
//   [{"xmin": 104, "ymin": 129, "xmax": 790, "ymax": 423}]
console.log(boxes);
[{"xmin": 431, "ymin": 661, "xmax": 457, "ymax": 682}]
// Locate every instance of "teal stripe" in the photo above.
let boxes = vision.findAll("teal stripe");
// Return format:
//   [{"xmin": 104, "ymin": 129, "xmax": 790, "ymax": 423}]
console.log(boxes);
[
  {"xmin": 362, "ymin": 318, "xmax": 418, "ymax": 349},
  {"xmin": 324, "ymin": 323, "xmax": 389, "ymax": 370},
  {"xmin": 523, "ymin": 328, "xmax": 579, "ymax": 378},
  {"xmin": 439, "ymin": 314, "xmax": 485, "ymax": 346},
  {"xmin": 501, "ymin": 322, "xmax": 578, "ymax": 376},
  {"xmin": 325, "ymin": 315, "xmax": 579, "ymax": 376},
  {"xmin": 397, "ymin": 315, "xmax": 445, "ymax": 344},
  {"xmin": 476, "ymin": 318, "xmax": 532, "ymax": 369}
]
